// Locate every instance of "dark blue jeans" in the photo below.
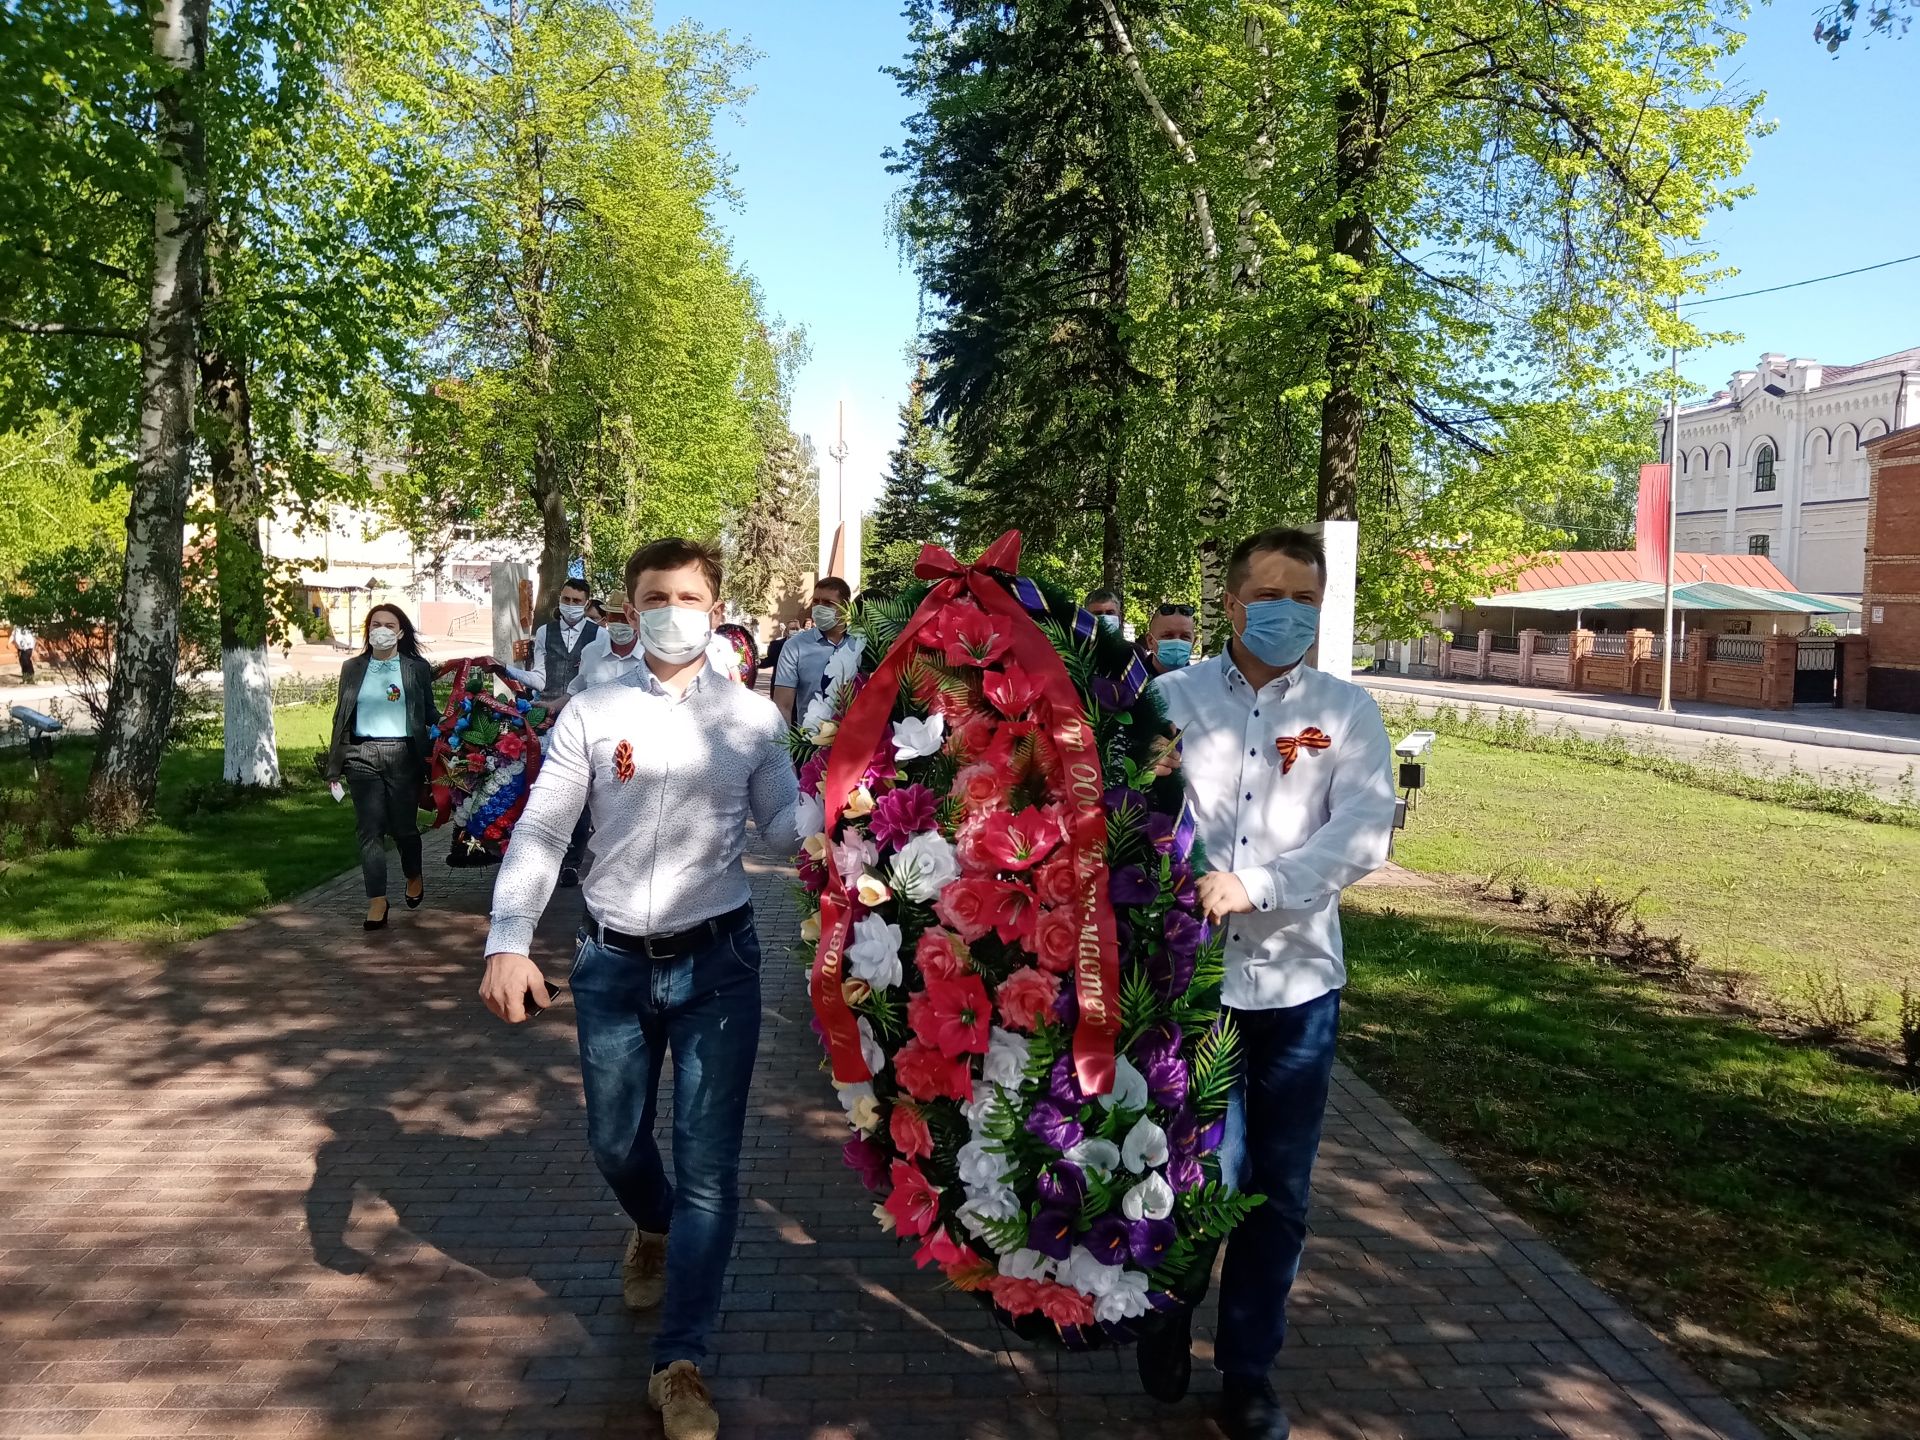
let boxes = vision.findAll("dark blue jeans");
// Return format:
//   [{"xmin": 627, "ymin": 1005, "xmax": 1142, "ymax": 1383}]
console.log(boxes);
[
  {"xmin": 1213, "ymin": 988, "xmax": 1341, "ymax": 1380},
  {"xmin": 570, "ymin": 917, "xmax": 763, "ymax": 1368}
]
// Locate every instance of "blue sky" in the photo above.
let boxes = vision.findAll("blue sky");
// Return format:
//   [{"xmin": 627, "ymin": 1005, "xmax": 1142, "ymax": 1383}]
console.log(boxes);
[{"xmin": 662, "ymin": 1, "xmax": 1920, "ymax": 509}]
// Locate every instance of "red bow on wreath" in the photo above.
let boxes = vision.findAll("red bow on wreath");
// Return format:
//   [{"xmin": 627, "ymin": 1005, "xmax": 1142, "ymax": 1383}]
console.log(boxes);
[{"xmin": 1275, "ymin": 727, "xmax": 1331, "ymax": 775}]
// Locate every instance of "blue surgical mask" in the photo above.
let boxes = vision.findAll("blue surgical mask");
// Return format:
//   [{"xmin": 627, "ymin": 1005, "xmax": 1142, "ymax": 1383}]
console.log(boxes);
[
  {"xmin": 1234, "ymin": 597, "xmax": 1320, "ymax": 668},
  {"xmin": 1155, "ymin": 639, "xmax": 1193, "ymax": 669}
]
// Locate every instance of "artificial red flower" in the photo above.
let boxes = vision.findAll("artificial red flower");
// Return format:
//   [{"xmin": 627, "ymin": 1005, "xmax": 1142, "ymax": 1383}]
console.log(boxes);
[
  {"xmin": 1036, "ymin": 1283, "xmax": 1096, "ymax": 1328},
  {"xmin": 983, "ymin": 664, "xmax": 1039, "ymax": 719},
  {"xmin": 890, "ymin": 1099, "xmax": 935, "ymax": 1160},
  {"xmin": 942, "ymin": 1247, "xmax": 996, "ymax": 1292},
  {"xmin": 995, "ymin": 966, "xmax": 1062, "ymax": 1033},
  {"xmin": 951, "ymin": 762, "xmax": 1012, "ymax": 817},
  {"xmin": 974, "ymin": 806, "xmax": 1063, "ymax": 871},
  {"xmin": 883, "ymin": 1161, "xmax": 943, "ymax": 1239},
  {"xmin": 987, "ymin": 1274, "xmax": 1049, "ymax": 1317},
  {"xmin": 1033, "ymin": 904, "xmax": 1081, "ymax": 974},
  {"xmin": 892, "ymin": 1038, "xmax": 976, "ymax": 1103},
  {"xmin": 496, "ymin": 732, "xmax": 526, "ymax": 762},
  {"xmin": 933, "ymin": 876, "xmax": 999, "ymax": 941},
  {"xmin": 908, "ymin": 972, "xmax": 992, "ymax": 1058},
  {"xmin": 915, "ymin": 927, "xmax": 972, "ymax": 981},
  {"xmin": 944, "ymin": 711, "xmax": 999, "ymax": 764},
  {"xmin": 986, "ymin": 881, "xmax": 1039, "ymax": 945},
  {"xmin": 913, "ymin": 1226, "xmax": 971, "ymax": 1271},
  {"xmin": 938, "ymin": 606, "xmax": 1011, "ymax": 668},
  {"xmin": 1033, "ymin": 852, "xmax": 1078, "ymax": 907}
]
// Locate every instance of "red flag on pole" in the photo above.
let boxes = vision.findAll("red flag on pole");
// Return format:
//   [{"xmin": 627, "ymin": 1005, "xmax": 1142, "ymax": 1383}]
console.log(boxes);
[{"xmin": 1634, "ymin": 463, "xmax": 1672, "ymax": 583}]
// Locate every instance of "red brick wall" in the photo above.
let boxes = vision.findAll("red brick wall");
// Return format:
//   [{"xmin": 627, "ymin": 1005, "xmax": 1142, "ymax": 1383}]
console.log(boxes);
[{"xmin": 1863, "ymin": 437, "xmax": 1920, "ymax": 693}]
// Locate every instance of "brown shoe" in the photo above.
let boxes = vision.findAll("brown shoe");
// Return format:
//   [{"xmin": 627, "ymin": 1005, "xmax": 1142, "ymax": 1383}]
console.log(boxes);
[
  {"xmin": 622, "ymin": 1227, "xmax": 668, "ymax": 1310},
  {"xmin": 647, "ymin": 1359, "xmax": 719, "ymax": 1440}
]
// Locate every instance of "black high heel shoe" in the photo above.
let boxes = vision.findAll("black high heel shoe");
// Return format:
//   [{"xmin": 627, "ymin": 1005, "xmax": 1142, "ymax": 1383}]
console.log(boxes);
[
  {"xmin": 365, "ymin": 899, "xmax": 390, "ymax": 931},
  {"xmin": 404, "ymin": 882, "xmax": 424, "ymax": 910}
]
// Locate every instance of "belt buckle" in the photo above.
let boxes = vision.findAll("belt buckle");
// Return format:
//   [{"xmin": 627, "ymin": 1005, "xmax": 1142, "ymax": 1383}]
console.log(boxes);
[{"xmin": 644, "ymin": 932, "xmax": 673, "ymax": 961}]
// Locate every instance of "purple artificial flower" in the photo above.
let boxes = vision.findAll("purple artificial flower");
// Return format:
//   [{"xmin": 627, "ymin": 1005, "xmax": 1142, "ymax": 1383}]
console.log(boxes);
[
  {"xmin": 1027, "ymin": 1206, "xmax": 1076, "ymax": 1261},
  {"xmin": 1164, "ymin": 1103, "xmax": 1226, "ymax": 1193},
  {"xmin": 798, "ymin": 751, "xmax": 829, "ymax": 798},
  {"xmin": 1171, "ymin": 804, "xmax": 1197, "ymax": 863},
  {"xmin": 1036, "ymin": 1160, "xmax": 1087, "ymax": 1209},
  {"xmin": 1165, "ymin": 910, "xmax": 1205, "ymax": 961},
  {"xmin": 1026, "ymin": 1101, "xmax": 1085, "ymax": 1152},
  {"xmin": 1143, "ymin": 811, "xmax": 1175, "ymax": 853},
  {"xmin": 1128, "ymin": 1217, "xmax": 1178, "ymax": 1269},
  {"xmin": 1165, "ymin": 1154, "xmax": 1204, "ymax": 1194},
  {"xmin": 1109, "ymin": 864, "xmax": 1157, "ymax": 908},
  {"xmin": 869, "ymin": 783, "xmax": 938, "ymax": 850},
  {"xmin": 1134, "ymin": 1022, "xmax": 1189, "ymax": 1109},
  {"xmin": 1102, "ymin": 785, "xmax": 1149, "ymax": 819},
  {"xmin": 1146, "ymin": 945, "xmax": 1196, "ymax": 1001},
  {"xmin": 1085, "ymin": 1214, "xmax": 1133, "ymax": 1266},
  {"xmin": 841, "ymin": 1135, "xmax": 889, "ymax": 1193},
  {"xmin": 1168, "ymin": 862, "xmax": 1198, "ymax": 909},
  {"xmin": 1046, "ymin": 1055, "xmax": 1086, "ymax": 1110}
]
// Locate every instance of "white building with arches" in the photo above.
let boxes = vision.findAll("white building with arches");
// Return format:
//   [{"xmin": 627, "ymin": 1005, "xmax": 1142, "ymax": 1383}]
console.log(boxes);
[{"xmin": 1668, "ymin": 347, "xmax": 1920, "ymax": 598}]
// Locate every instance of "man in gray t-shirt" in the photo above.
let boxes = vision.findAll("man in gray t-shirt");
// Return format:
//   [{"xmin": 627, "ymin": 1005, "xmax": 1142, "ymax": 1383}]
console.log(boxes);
[
  {"xmin": 480, "ymin": 537, "xmax": 796, "ymax": 1440},
  {"xmin": 770, "ymin": 574, "xmax": 853, "ymax": 723}
]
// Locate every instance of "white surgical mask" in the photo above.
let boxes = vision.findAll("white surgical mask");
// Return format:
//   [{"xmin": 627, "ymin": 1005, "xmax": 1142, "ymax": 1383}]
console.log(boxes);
[
  {"xmin": 812, "ymin": 603, "xmax": 842, "ymax": 631},
  {"xmin": 605, "ymin": 622, "xmax": 636, "ymax": 646},
  {"xmin": 558, "ymin": 603, "xmax": 586, "ymax": 624},
  {"xmin": 639, "ymin": 605, "xmax": 711, "ymax": 664},
  {"xmin": 368, "ymin": 626, "xmax": 399, "ymax": 651}
]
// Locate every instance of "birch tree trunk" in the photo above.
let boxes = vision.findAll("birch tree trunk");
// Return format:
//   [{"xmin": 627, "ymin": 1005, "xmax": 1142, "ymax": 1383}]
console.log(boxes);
[
  {"xmin": 201, "ymin": 342, "xmax": 280, "ymax": 787},
  {"xmin": 88, "ymin": 0, "xmax": 209, "ymax": 826}
]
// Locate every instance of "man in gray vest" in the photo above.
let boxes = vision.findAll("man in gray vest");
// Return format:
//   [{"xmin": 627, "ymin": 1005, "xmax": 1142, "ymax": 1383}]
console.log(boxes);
[{"xmin": 517, "ymin": 577, "xmax": 600, "ymax": 884}]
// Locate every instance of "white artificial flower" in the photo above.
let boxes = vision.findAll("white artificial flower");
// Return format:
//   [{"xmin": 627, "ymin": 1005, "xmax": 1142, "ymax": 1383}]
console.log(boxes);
[
  {"xmin": 845, "ymin": 914, "xmax": 903, "ymax": 991},
  {"xmin": 848, "ymin": 1092, "xmax": 882, "ymax": 1134},
  {"xmin": 799, "ymin": 912, "xmax": 821, "ymax": 943},
  {"xmin": 891, "ymin": 711, "xmax": 947, "ymax": 761},
  {"xmin": 801, "ymin": 692, "xmax": 838, "ymax": 737},
  {"xmin": 963, "ymin": 1086, "xmax": 999, "ymax": 1137},
  {"xmin": 1093, "ymin": 1268, "xmax": 1152, "ymax": 1324},
  {"xmin": 825, "ymin": 634, "xmax": 865, "ymax": 687},
  {"xmin": 997, "ymin": 1248, "xmax": 1054, "ymax": 1282},
  {"xmin": 873, "ymin": 1201, "xmax": 896, "ymax": 1234},
  {"xmin": 956, "ymin": 1137, "xmax": 1014, "ymax": 1190},
  {"xmin": 956, "ymin": 1186, "xmax": 1020, "ymax": 1238},
  {"xmin": 844, "ymin": 784, "xmax": 874, "ymax": 818},
  {"xmin": 833, "ymin": 831, "xmax": 879, "ymax": 885},
  {"xmin": 1065, "ymin": 1137, "xmax": 1121, "ymax": 1177},
  {"xmin": 1121, "ymin": 1172, "xmax": 1175, "ymax": 1222},
  {"xmin": 801, "ymin": 832, "xmax": 829, "ymax": 864},
  {"xmin": 855, "ymin": 873, "xmax": 892, "ymax": 907},
  {"xmin": 1060, "ymin": 1246, "xmax": 1121, "ymax": 1298},
  {"xmin": 1121, "ymin": 1115, "xmax": 1170, "ymax": 1175},
  {"xmin": 793, "ymin": 791, "xmax": 825, "ymax": 844},
  {"xmin": 888, "ymin": 830, "xmax": 961, "ymax": 902},
  {"xmin": 836, "ymin": 1081, "xmax": 875, "ymax": 1121},
  {"xmin": 857, "ymin": 1018, "xmax": 886, "ymax": 1078},
  {"xmin": 981, "ymin": 1027, "xmax": 1030, "ymax": 1090},
  {"xmin": 1098, "ymin": 1056, "xmax": 1149, "ymax": 1113}
]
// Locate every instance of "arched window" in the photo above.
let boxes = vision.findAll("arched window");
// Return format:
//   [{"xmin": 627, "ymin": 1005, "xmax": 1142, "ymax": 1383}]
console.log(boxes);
[{"xmin": 1754, "ymin": 443, "xmax": 1776, "ymax": 493}]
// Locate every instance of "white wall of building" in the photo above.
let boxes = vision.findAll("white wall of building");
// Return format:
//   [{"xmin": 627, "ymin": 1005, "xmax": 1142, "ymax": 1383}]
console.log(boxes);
[{"xmin": 1670, "ymin": 348, "xmax": 1918, "ymax": 597}]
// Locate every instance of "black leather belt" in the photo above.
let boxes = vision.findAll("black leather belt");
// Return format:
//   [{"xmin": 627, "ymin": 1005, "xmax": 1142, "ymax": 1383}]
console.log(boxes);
[
  {"xmin": 352, "ymin": 734, "xmax": 410, "ymax": 744},
  {"xmin": 589, "ymin": 903, "xmax": 752, "ymax": 960}
]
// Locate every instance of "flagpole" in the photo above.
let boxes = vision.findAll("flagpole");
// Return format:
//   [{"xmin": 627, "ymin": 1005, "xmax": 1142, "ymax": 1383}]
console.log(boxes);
[{"xmin": 1658, "ymin": 292, "xmax": 1680, "ymax": 713}]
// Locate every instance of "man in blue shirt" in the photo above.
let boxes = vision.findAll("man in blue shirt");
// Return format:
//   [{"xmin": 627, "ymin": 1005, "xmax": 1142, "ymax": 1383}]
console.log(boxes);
[{"xmin": 770, "ymin": 575, "xmax": 852, "ymax": 724}]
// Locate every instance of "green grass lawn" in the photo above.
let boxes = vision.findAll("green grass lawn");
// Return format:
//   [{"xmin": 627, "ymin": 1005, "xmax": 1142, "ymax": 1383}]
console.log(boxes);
[
  {"xmin": 1342, "ymin": 890, "xmax": 1920, "ymax": 1437},
  {"xmin": 1391, "ymin": 734, "xmax": 1920, "ymax": 1029},
  {"xmin": 0, "ymin": 703, "xmax": 363, "ymax": 943}
]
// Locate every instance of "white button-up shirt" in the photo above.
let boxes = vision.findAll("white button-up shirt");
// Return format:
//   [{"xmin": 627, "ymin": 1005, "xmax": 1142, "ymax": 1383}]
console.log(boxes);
[
  {"xmin": 565, "ymin": 633, "xmax": 739, "ymax": 695},
  {"xmin": 1152, "ymin": 653, "xmax": 1396, "ymax": 1011},
  {"xmin": 485, "ymin": 660, "xmax": 797, "ymax": 955}
]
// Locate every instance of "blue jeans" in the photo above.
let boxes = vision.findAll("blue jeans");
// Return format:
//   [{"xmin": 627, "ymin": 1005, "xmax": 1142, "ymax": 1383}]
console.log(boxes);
[
  {"xmin": 570, "ymin": 917, "xmax": 764, "ymax": 1368},
  {"xmin": 1213, "ymin": 988, "xmax": 1341, "ymax": 1379}
]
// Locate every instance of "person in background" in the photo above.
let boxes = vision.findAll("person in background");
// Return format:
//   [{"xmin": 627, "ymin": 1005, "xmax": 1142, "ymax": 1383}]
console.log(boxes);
[
  {"xmin": 586, "ymin": 597, "xmax": 608, "ymax": 624},
  {"xmin": 1144, "ymin": 602, "xmax": 1196, "ymax": 676},
  {"xmin": 480, "ymin": 536, "xmax": 795, "ymax": 1440},
  {"xmin": 568, "ymin": 602, "xmax": 644, "ymax": 694},
  {"xmin": 762, "ymin": 622, "xmax": 789, "ymax": 687},
  {"xmin": 325, "ymin": 604, "xmax": 436, "ymax": 931},
  {"xmin": 1083, "ymin": 588, "xmax": 1123, "ymax": 634},
  {"xmin": 10, "ymin": 623, "xmax": 35, "ymax": 680},
  {"xmin": 770, "ymin": 576, "xmax": 852, "ymax": 724},
  {"xmin": 514, "ymin": 578, "xmax": 599, "ymax": 885},
  {"xmin": 1136, "ymin": 527, "xmax": 1396, "ymax": 1440}
]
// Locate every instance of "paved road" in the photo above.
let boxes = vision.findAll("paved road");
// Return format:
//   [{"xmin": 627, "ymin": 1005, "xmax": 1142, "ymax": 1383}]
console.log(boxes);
[
  {"xmin": 0, "ymin": 840, "xmax": 1761, "ymax": 1439},
  {"xmin": 1367, "ymin": 682, "xmax": 1919, "ymax": 803}
]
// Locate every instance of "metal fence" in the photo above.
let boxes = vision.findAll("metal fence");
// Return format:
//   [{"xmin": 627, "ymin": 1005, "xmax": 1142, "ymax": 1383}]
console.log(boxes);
[
  {"xmin": 1449, "ymin": 633, "xmax": 1479, "ymax": 652},
  {"xmin": 1541, "ymin": 634, "xmax": 1572, "ymax": 656},
  {"xmin": 1488, "ymin": 634, "xmax": 1521, "ymax": 654},
  {"xmin": 1588, "ymin": 634, "xmax": 1629, "ymax": 657},
  {"xmin": 1710, "ymin": 636, "xmax": 1764, "ymax": 665}
]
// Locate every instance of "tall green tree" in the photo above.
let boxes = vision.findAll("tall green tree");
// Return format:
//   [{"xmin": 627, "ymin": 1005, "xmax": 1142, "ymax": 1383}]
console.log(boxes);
[{"xmin": 863, "ymin": 361, "xmax": 955, "ymax": 594}]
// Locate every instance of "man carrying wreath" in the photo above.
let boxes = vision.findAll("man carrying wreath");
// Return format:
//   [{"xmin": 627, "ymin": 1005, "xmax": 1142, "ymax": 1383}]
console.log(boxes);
[{"xmin": 1140, "ymin": 527, "xmax": 1397, "ymax": 1440}]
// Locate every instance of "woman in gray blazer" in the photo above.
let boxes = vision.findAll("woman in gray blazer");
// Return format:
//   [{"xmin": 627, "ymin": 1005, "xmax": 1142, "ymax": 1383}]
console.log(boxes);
[{"xmin": 326, "ymin": 604, "xmax": 436, "ymax": 928}]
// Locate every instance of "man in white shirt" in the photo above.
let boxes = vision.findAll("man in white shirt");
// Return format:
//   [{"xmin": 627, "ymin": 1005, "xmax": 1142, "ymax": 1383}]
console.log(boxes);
[
  {"xmin": 769, "ymin": 576, "xmax": 852, "ymax": 723},
  {"xmin": 1138, "ymin": 527, "xmax": 1396, "ymax": 1440},
  {"xmin": 517, "ymin": 577, "xmax": 599, "ymax": 700},
  {"xmin": 481, "ymin": 538, "xmax": 796, "ymax": 1440}
]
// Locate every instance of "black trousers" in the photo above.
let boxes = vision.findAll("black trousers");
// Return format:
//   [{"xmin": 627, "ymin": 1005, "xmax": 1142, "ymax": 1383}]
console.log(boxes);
[
  {"xmin": 343, "ymin": 739, "xmax": 423, "ymax": 898},
  {"xmin": 16, "ymin": 646, "xmax": 32, "ymax": 679}
]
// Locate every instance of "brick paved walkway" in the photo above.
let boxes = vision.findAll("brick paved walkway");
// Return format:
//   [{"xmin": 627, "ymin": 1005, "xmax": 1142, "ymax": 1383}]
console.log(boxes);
[{"xmin": 0, "ymin": 836, "xmax": 1764, "ymax": 1440}]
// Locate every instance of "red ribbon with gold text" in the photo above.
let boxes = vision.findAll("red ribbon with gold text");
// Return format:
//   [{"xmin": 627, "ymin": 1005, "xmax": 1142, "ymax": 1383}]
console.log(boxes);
[{"xmin": 811, "ymin": 532, "xmax": 1122, "ymax": 1097}]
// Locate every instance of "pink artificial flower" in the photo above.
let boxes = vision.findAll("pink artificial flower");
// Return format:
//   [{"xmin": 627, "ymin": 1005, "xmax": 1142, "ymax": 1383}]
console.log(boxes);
[
  {"xmin": 798, "ymin": 750, "xmax": 829, "ymax": 798},
  {"xmin": 988, "ymin": 1274, "xmax": 1050, "ymax": 1317},
  {"xmin": 915, "ymin": 927, "xmax": 973, "ymax": 981},
  {"xmin": 933, "ymin": 876, "xmax": 1000, "ymax": 942},
  {"xmin": 890, "ymin": 1099, "xmax": 935, "ymax": 1160},
  {"xmin": 951, "ymin": 762, "xmax": 1012, "ymax": 817},
  {"xmin": 1036, "ymin": 1283, "xmax": 1096, "ymax": 1328},
  {"xmin": 987, "ymin": 881, "xmax": 1039, "ymax": 945},
  {"xmin": 995, "ymin": 966, "xmax": 1062, "ymax": 1033},
  {"xmin": 973, "ymin": 806, "xmax": 1063, "ymax": 871},
  {"xmin": 983, "ymin": 664, "xmax": 1039, "ymax": 719},
  {"xmin": 944, "ymin": 710, "xmax": 999, "ymax": 764},
  {"xmin": 1033, "ymin": 853, "xmax": 1078, "ymax": 907},
  {"xmin": 939, "ymin": 606, "xmax": 1011, "ymax": 668},
  {"xmin": 883, "ymin": 1161, "xmax": 943, "ymax": 1239},
  {"xmin": 913, "ymin": 1226, "xmax": 971, "ymax": 1271},
  {"xmin": 893, "ymin": 1038, "xmax": 976, "ymax": 1103},
  {"xmin": 1033, "ymin": 904, "xmax": 1081, "ymax": 975},
  {"xmin": 869, "ymin": 783, "xmax": 939, "ymax": 850},
  {"xmin": 909, "ymin": 972, "xmax": 993, "ymax": 1058}
]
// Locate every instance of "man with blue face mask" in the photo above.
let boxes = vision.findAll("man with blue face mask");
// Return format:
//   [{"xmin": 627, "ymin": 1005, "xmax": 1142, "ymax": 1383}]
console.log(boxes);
[
  {"xmin": 1143, "ymin": 602, "xmax": 1197, "ymax": 675},
  {"xmin": 1137, "ymin": 527, "xmax": 1396, "ymax": 1440}
]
